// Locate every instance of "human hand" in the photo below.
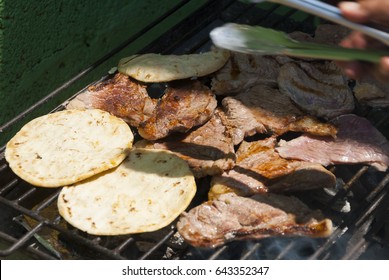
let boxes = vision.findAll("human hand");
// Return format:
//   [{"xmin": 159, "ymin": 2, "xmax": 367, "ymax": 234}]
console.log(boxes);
[{"xmin": 336, "ymin": 1, "xmax": 389, "ymax": 81}]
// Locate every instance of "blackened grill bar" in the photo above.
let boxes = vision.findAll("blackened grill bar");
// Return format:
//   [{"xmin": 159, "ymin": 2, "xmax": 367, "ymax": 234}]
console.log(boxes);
[{"xmin": 0, "ymin": 0, "xmax": 388, "ymax": 260}]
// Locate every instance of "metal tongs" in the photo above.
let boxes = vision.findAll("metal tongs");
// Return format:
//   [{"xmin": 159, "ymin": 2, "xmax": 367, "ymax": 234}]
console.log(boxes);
[
  {"xmin": 210, "ymin": 0, "xmax": 389, "ymax": 62},
  {"xmin": 252, "ymin": 0, "xmax": 389, "ymax": 46}
]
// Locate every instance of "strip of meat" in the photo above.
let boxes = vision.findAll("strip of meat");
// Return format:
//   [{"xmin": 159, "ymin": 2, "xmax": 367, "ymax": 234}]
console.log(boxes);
[
  {"xmin": 210, "ymin": 137, "xmax": 336, "ymax": 197},
  {"xmin": 276, "ymin": 114, "xmax": 389, "ymax": 172},
  {"xmin": 177, "ymin": 192, "xmax": 333, "ymax": 248},
  {"xmin": 278, "ymin": 61, "xmax": 354, "ymax": 119},
  {"xmin": 211, "ymin": 52, "xmax": 280, "ymax": 95},
  {"xmin": 135, "ymin": 109, "xmax": 235, "ymax": 178},
  {"xmin": 222, "ymin": 84, "xmax": 337, "ymax": 145},
  {"xmin": 66, "ymin": 73, "xmax": 156, "ymax": 127},
  {"xmin": 138, "ymin": 80, "xmax": 217, "ymax": 140}
]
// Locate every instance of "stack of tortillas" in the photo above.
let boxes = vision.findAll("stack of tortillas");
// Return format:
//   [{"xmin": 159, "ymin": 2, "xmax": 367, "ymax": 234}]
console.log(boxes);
[{"xmin": 5, "ymin": 109, "xmax": 196, "ymax": 235}]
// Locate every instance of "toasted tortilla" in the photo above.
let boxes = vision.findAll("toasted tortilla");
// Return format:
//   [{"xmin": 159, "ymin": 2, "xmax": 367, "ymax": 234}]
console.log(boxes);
[
  {"xmin": 5, "ymin": 109, "xmax": 133, "ymax": 187},
  {"xmin": 117, "ymin": 48, "xmax": 230, "ymax": 82},
  {"xmin": 58, "ymin": 148, "xmax": 196, "ymax": 235}
]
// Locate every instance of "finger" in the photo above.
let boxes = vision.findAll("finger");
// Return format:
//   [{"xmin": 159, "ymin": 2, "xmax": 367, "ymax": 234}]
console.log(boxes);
[
  {"xmin": 339, "ymin": 0, "xmax": 389, "ymax": 27},
  {"xmin": 340, "ymin": 31, "xmax": 386, "ymax": 50},
  {"xmin": 338, "ymin": 2, "xmax": 370, "ymax": 23},
  {"xmin": 335, "ymin": 60, "xmax": 366, "ymax": 80},
  {"xmin": 374, "ymin": 57, "xmax": 389, "ymax": 81},
  {"xmin": 340, "ymin": 31, "xmax": 368, "ymax": 49}
]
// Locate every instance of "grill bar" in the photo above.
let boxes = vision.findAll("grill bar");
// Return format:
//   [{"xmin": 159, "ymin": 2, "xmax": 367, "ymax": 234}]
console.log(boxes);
[
  {"xmin": 308, "ymin": 173, "xmax": 389, "ymax": 260},
  {"xmin": 209, "ymin": 246, "xmax": 229, "ymax": 260},
  {"xmin": 0, "ymin": 222, "xmax": 44, "ymax": 256},
  {"xmin": 0, "ymin": 231, "xmax": 57, "ymax": 259},
  {"xmin": 241, "ymin": 243, "xmax": 262, "ymax": 260},
  {"xmin": 139, "ymin": 229, "xmax": 176, "ymax": 260},
  {"xmin": 113, "ymin": 237, "xmax": 136, "ymax": 254}
]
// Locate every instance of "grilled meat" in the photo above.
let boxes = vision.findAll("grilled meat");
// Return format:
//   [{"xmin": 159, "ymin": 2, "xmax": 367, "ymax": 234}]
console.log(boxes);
[
  {"xmin": 210, "ymin": 168, "xmax": 268, "ymax": 198},
  {"xmin": 276, "ymin": 114, "xmax": 389, "ymax": 172},
  {"xmin": 211, "ymin": 52, "xmax": 280, "ymax": 95},
  {"xmin": 135, "ymin": 109, "xmax": 235, "ymax": 178},
  {"xmin": 138, "ymin": 80, "xmax": 217, "ymax": 140},
  {"xmin": 222, "ymin": 84, "xmax": 337, "ymax": 145},
  {"xmin": 288, "ymin": 30, "xmax": 315, "ymax": 42},
  {"xmin": 177, "ymin": 192, "xmax": 333, "ymax": 248},
  {"xmin": 313, "ymin": 24, "xmax": 351, "ymax": 45},
  {"xmin": 278, "ymin": 61, "xmax": 354, "ymax": 119},
  {"xmin": 353, "ymin": 77, "xmax": 389, "ymax": 108},
  {"xmin": 210, "ymin": 137, "xmax": 336, "ymax": 196},
  {"xmin": 66, "ymin": 73, "xmax": 156, "ymax": 127}
]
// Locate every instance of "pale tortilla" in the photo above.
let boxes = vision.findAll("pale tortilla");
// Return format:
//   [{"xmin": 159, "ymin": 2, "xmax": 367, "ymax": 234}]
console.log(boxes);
[
  {"xmin": 5, "ymin": 109, "xmax": 133, "ymax": 187},
  {"xmin": 58, "ymin": 148, "xmax": 196, "ymax": 235},
  {"xmin": 117, "ymin": 48, "xmax": 230, "ymax": 82}
]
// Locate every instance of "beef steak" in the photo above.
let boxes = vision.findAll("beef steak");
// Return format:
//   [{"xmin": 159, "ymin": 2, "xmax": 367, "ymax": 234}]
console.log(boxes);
[
  {"xmin": 135, "ymin": 109, "xmax": 235, "ymax": 178},
  {"xmin": 222, "ymin": 84, "xmax": 337, "ymax": 145},
  {"xmin": 210, "ymin": 137, "xmax": 336, "ymax": 196},
  {"xmin": 278, "ymin": 61, "xmax": 354, "ymax": 119},
  {"xmin": 211, "ymin": 52, "xmax": 280, "ymax": 95},
  {"xmin": 276, "ymin": 114, "xmax": 389, "ymax": 172},
  {"xmin": 138, "ymin": 80, "xmax": 217, "ymax": 140},
  {"xmin": 66, "ymin": 73, "xmax": 156, "ymax": 127},
  {"xmin": 177, "ymin": 192, "xmax": 332, "ymax": 248}
]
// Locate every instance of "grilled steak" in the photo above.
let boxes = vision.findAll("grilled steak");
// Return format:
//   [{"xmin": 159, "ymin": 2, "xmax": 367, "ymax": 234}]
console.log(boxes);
[
  {"xmin": 222, "ymin": 84, "xmax": 337, "ymax": 145},
  {"xmin": 66, "ymin": 73, "xmax": 156, "ymax": 127},
  {"xmin": 177, "ymin": 192, "xmax": 333, "ymax": 248},
  {"xmin": 210, "ymin": 137, "xmax": 336, "ymax": 196},
  {"xmin": 210, "ymin": 168, "xmax": 268, "ymax": 198},
  {"xmin": 278, "ymin": 61, "xmax": 354, "ymax": 119},
  {"xmin": 211, "ymin": 52, "xmax": 280, "ymax": 95},
  {"xmin": 289, "ymin": 24, "xmax": 350, "ymax": 46},
  {"xmin": 288, "ymin": 31, "xmax": 315, "ymax": 43},
  {"xmin": 313, "ymin": 24, "xmax": 351, "ymax": 45},
  {"xmin": 138, "ymin": 80, "xmax": 217, "ymax": 140},
  {"xmin": 276, "ymin": 114, "xmax": 389, "ymax": 172},
  {"xmin": 353, "ymin": 77, "xmax": 389, "ymax": 108},
  {"xmin": 135, "ymin": 109, "xmax": 235, "ymax": 178}
]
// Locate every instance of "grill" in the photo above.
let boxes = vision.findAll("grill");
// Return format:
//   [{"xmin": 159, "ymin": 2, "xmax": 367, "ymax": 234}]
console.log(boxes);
[{"xmin": 1, "ymin": 0, "xmax": 388, "ymax": 260}]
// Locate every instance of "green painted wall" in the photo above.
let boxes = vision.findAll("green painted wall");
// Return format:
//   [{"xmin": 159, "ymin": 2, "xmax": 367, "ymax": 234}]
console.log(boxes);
[{"xmin": 0, "ymin": 1, "xmax": 207, "ymax": 140}]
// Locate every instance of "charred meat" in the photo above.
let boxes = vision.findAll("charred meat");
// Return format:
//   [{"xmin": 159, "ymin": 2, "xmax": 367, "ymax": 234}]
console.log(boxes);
[
  {"xmin": 138, "ymin": 80, "xmax": 217, "ymax": 140},
  {"xmin": 66, "ymin": 73, "xmax": 156, "ymax": 127}
]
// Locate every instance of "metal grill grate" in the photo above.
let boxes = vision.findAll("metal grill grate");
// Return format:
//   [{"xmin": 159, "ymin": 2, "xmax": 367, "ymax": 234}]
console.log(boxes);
[{"xmin": 1, "ymin": 0, "xmax": 388, "ymax": 260}]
